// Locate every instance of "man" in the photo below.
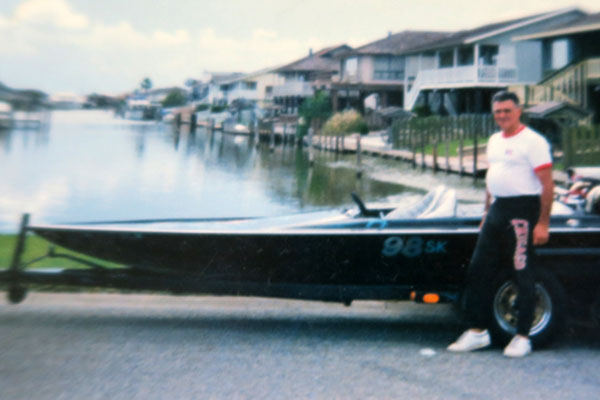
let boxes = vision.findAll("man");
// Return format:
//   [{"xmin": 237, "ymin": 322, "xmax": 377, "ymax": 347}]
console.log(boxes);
[{"xmin": 448, "ymin": 91, "xmax": 554, "ymax": 358}]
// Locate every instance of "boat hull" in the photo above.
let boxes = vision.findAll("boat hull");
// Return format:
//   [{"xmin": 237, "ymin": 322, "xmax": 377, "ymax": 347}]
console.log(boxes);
[{"xmin": 30, "ymin": 216, "xmax": 600, "ymax": 291}]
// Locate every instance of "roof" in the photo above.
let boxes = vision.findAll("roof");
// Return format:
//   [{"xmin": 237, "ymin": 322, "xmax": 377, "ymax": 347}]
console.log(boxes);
[
  {"xmin": 218, "ymin": 66, "xmax": 281, "ymax": 85},
  {"xmin": 524, "ymin": 101, "xmax": 591, "ymax": 118},
  {"xmin": 275, "ymin": 44, "xmax": 351, "ymax": 73},
  {"xmin": 514, "ymin": 12, "xmax": 600, "ymax": 41},
  {"xmin": 209, "ymin": 72, "xmax": 245, "ymax": 84},
  {"xmin": 405, "ymin": 7, "xmax": 583, "ymax": 53},
  {"xmin": 342, "ymin": 31, "xmax": 452, "ymax": 57},
  {"xmin": 147, "ymin": 87, "xmax": 187, "ymax": 95}
]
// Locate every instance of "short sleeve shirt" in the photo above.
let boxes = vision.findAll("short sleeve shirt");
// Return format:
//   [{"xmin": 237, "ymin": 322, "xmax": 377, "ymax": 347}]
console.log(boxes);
[{"xmin": 486, "ymin": 125, "xmax": 552, "ymax": 197}]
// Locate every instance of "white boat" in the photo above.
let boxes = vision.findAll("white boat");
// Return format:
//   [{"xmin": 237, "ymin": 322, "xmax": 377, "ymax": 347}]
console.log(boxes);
[{"xmin": 0, "ymin": 101, "xmax": 13, "ymax": 129}]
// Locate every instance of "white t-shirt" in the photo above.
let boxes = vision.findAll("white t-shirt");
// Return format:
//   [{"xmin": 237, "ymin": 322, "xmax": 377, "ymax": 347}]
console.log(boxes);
[{"xmin": 486, "ymin": 125, "xmax": 552, "ymax": 197}]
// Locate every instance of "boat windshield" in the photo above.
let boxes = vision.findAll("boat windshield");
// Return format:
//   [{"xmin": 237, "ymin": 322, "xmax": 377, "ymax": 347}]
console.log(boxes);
[{"xmin": 385, "ymin": 186, "xmax": 457, "ymax": 220}]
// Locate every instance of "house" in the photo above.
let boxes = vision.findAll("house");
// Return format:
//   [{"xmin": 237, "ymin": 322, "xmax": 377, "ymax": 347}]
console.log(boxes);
[
  {"xmin": 0, "ymin": 82, "xmax": 47, "ymax": 111},
  {"xmin": 331, "ymin": 31, "xmax": 452, "ymax": 112},
  {"xmin": 206, "ymin": 72, "xmax": 245, "ymax": 106},
  {"xmin": 272, "ymin": 45, "xmax": 352, "ymax": 115},
  {"xmin": 49, "ymin": 92, "xmax": 86, "ymax": 109},
  {"xmin": 511, "ymin": 12, "xmax": 600, "ymax": 122},
  {"xmin": 145, "ymin": 87, "xmax": 188, "ymax": 107},
  {"xmin": 215, "ymin": 68, "xmax": 284, "ymax": 108},
  {"xmin": 402, "ymin": 7, "xmax": 585, "ymax": 114}
]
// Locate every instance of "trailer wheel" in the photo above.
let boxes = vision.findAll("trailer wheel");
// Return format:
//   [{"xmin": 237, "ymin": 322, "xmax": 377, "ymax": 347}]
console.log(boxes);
[
  {"xmin": 489, "ymin": 269, "xmax": 566, "ymax": 348},
  {"xmin": 7, "ymin": 286, "xmax": 27, "ymax": 304}
]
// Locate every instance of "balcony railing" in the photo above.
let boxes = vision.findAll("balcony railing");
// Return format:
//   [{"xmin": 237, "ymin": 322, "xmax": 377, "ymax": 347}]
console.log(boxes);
[
  {"xmin": 227, "ymin": 88, "xmax": 259, "ymax": 101},
  {"xmin": 272, "ymin": 81, "xmax": 314, "ymax": 97},
  {"xmin": 372, "ymin": 70, "xmax": 405, "ymax": 81},
  {"xmin": 404, "ymin": 65, "xmax": 518, "ymax": 111},
  {"xmin": 417, "ymin": 65, "xmax": 518, "ymax": 86}
]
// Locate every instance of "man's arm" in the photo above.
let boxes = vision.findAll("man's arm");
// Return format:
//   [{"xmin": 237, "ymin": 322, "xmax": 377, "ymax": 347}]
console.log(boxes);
[
  {"xmin": 479, "ymin": 190, "xmax": 492, "ymax": 228},
  {"xmin": 533, "ymin": 167, "xmax": 554, "ymax": 245}
]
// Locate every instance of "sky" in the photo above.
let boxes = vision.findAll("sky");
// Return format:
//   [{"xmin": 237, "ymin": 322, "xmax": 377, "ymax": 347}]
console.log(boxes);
[{"xmin": 0, "ymin": 0, "xmax": 598, "ymax": 96}]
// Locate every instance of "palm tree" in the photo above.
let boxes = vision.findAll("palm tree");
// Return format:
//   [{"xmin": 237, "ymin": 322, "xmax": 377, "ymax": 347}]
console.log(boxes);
[{"xmin": 140, "ymin": 77, "xmax": 152, "ymax": 92}]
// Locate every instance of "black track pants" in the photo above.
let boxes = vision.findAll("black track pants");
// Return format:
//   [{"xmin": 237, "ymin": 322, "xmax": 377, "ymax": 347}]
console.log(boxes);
[{"xmin": 464, "ymin": 195, "xmax": 541, "ymax": 336}]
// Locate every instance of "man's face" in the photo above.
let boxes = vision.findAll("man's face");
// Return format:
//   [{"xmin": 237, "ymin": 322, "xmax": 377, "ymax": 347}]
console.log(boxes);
[{"xmin": 492, "ymin": 99, "xmax": 521, "ymax": 132}]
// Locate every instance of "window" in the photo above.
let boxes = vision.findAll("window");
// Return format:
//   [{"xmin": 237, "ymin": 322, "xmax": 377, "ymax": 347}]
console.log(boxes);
[
  {"xmin": 479, "ymin": 45, "xmax": 499, "ymax": 66},
  {"xmin": 439, "ymin": 50, "xmax": 454, "ymax": 68},
  {"xmin": 344, "ymin": 57, "xmax": 358, "ymax": 78},
  {"xmin": 243, "ymin": 81, "xmax": 257, "ymax": 90},
  {"xmin": 458, "ymin": 46, "xmax": 474, "ymax": 66},
  {"xmin": 373, "ymin": 55, "xmax": 404, "ymax": 80},
  {"xmin": 551, "ymin": 39, "xmax": 571, "ymax": 70}
]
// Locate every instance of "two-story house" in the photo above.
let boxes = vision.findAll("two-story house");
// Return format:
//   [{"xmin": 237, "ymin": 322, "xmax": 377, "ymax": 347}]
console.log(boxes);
[
  {"xmin": 512, "ymin": 12, "xmax": 600, "ymax": 122},
  {"xmin": 206, "ymin": 72, "xmax": 245, "ymax": 106},
  {"xmin": 331, "ymin": 31, "xmax": 452, "ymax": 112},
  {"xmin": 272, "ymin": 45, "xmax": 351, "ymax": 115},
  {"xmin": 402, "ymin": 7, "xmax": 585, "ymax": 114},
  {"xmin": 217, "ymin": 68, "xmax": 284, "ymax": 108}
]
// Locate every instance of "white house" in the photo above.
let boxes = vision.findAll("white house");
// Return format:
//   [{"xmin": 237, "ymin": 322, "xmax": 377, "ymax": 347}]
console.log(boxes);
[{"xmin": 401, "ymin": 7, "xmax": 585, "ymax": 114}]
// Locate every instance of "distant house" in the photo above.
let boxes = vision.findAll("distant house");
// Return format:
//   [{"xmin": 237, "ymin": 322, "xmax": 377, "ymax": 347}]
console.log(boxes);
[
  {"xmin": 49, "ymin": 92, "xmax": 86, "ymax": 109},
  {"xmin": 145, "ymin": 87, "xmax": 188, "ymax": 107},
  {"xmin": 0, "ymin": 82, "xmax": 47, "ymax": 110},
  {"xmin": 215, "ymin": 68, "xmax": 284, "ymax": 108},
  {"xmin": 332, "ymin": 31, "xmax": 452, "ymax": 112},
  {"xmin": 401, "ymin": 7, "xmax": 585, "ymax": 115},
  {"xmin": 272, "ymin": 45, "xmax": 352, "ymax": 115},
  {"xmin": 205, "ymin": 72, "xmax": 245, "ymax": 106},
  {"xmin": 512, "ymin": 12, "xmax": 600, "ymax": 122}
]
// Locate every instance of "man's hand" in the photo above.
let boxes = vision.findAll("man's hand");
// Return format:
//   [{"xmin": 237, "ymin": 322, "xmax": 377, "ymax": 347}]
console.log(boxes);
[
  {"xmin": 533, "ymin": 222, "xmax": 549, "ymax": 245},
  {"xmin": 534, "ymin": 167, "xmax": 554, "ymax": 246}
]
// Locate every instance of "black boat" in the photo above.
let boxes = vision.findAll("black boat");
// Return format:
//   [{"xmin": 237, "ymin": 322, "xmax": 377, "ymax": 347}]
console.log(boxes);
[{"xmin": 3, "ymin": 186, "xmax": 600, "ymax": 346}]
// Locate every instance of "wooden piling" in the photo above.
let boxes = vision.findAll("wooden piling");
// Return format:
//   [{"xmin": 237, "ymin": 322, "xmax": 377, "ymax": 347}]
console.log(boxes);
[
  {"xmin": 444, "ymin": 122, "xmax": 450, "ymax": 173},
  {"xmin": 308, "ymin": 128, "xmax": 314, "ymax": 167},
  {"xmin": 432, "ymin": 138, "xmax": 438, "ymax": 173},
  {"xmin": 411, "ymin": 126, "xmax": 416, "ymax": 169},
  {"xmin": 270, "ymin": 126, "xmax": 275, "ymax": 152},
  {"xmin": 473, "ymin": 116, "xmax": 479, "ymax": 182},
  {"xmin": 190, "ymin": 113, "xmax": 197, "ymax": 131},
  {"xmin": 420, "ymin": 121, "xmax": 426, "ymax": 170},
  {"xmin": 458, "ymin": 127, "xmax": 464, "ymax": 176},
  {"xmin": 356, "ymin": 135, "xmax": 363, "ymax": 178}
]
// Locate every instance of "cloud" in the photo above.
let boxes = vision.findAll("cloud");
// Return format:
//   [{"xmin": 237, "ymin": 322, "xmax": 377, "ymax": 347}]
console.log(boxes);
[
  {"xmin": 153, "ymin": 29, "xmax": 191, "ymax": 46},
  {"xmin": 14, "ymin": 0, "xmax": 89, "ymax": 30},
  {"xmin": 0, "ymin": 0, "xmax": 334, "ymax": 93}
]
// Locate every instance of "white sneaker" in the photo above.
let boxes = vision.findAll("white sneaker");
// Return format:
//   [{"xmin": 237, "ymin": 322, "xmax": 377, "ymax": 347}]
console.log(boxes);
[
  {"xmin": 447, "ymin": 329, "xmax": 491, "ymax": 352},
  {"xmin": 503, "ymin": 336, "xmax": 532, "ymax": 358}
]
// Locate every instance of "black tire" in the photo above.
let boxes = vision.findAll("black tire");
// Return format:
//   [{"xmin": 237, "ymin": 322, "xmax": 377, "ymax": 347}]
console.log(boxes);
[
  {"xmin": 7, "ymin": 286, "xmax": 27, "ymax": 304},
  {"xmin": 489, "ymin": 268, "xmax": 566, "ymax": 348}
]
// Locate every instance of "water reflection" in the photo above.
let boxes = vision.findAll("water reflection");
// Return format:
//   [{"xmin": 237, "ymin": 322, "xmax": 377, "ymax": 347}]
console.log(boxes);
[{"xmin": 0, "ymin": 110, "xmax": 483, "ymax": 232}]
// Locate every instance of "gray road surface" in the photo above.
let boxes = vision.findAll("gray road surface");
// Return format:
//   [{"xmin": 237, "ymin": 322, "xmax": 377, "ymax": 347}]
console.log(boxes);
[{"xmin": 1, "ymin": 292, "xmax": 599, "ymax": 400}]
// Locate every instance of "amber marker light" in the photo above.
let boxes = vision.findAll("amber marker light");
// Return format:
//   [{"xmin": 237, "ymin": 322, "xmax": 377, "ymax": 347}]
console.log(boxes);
[
  {"xmin": 410, "ymin": 291, "xmax": 416, "ymax": 301},
  {"xmin": 423, "ymin": 293, "xmax": 440, "ymax": 304}
]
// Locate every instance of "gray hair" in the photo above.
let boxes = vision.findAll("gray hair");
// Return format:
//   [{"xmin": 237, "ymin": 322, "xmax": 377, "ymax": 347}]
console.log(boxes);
[{"xmin": 491, "ymin": 91, "xmax": 520, "ymax": 106}]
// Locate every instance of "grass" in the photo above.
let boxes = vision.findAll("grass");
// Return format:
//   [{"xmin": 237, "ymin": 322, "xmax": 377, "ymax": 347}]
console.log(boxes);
[
  {"xmin": 420, "ymin": 137, "xmax": 489, "ymax": 157},
  {"xmin": 0, "ymin": 234, "xmax": 122, "ymax": 270}
]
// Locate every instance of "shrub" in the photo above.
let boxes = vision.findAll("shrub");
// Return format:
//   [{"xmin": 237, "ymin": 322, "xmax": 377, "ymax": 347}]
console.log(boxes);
[
  {"xmin": 196, "ymin": 104, "xmax": 210, "ymax": 112},
  {"xmin": 161, "ymin": 90, "xmax": 187, "ymax": 107},
  {"xmin": 297, "ymin": 91, "xmax": 332, "ymax": 138},
  {"xmin": 210, "ymin": 105, "xmax": 227, "ymax": 113},
  {"xmin": 412, "ymin": 104, "xmax": 432, "ymax": 118},
  {"xmin": 322, "ymin": 110, "xmax": 369, "ymax": 136}
]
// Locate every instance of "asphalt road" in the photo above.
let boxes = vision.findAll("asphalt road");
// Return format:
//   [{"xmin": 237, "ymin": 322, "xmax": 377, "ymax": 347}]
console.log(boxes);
[{"xmin": 1, "ymin": 292, "xmax": 599, "ymax": 400}]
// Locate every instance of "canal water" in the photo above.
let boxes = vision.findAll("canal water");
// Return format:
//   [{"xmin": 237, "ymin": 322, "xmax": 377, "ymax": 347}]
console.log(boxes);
[{"xmin": 0, "ymin": 110, "xmax": 485, "ymax": 233}]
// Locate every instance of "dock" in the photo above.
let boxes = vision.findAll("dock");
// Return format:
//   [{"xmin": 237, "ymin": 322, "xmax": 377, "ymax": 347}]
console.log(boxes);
[{"xmin": 307, "ymin": 134, "xmax": 488, "ymax": 177}]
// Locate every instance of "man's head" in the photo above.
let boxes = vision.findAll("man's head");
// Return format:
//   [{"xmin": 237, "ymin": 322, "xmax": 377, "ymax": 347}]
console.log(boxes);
[{"xmin": 492, "ymin": 91, "xmax": 522, "ymax": 134}]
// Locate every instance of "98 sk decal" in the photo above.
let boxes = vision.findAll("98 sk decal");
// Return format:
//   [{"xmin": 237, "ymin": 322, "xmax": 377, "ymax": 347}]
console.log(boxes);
[{"xmin": 382, "ymin": 236, "xmax": 447, "ymax": 258}]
